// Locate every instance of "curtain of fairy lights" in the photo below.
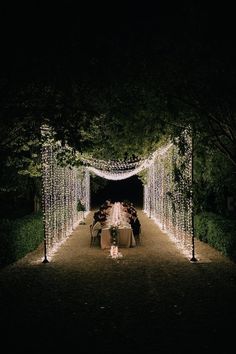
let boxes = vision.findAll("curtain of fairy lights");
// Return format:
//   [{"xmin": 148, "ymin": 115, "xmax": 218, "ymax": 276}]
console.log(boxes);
[
  {"xmin": 77, "ymin": 167, "xmax": 90, "ymax": 213},
  {"xmin": 41, "ymin": 123, "xmax": 193, "ymax": 259},
  {"xmin": 41, "ymin": 125, "xmax": 90, "ymax": 260},
  {"xmin": 85, "ymin": 144, "xmax": 173, "ymax": 181},
  {"xmin": 144, "ymin": 129, "xmax": 193, "ymax": 258}
]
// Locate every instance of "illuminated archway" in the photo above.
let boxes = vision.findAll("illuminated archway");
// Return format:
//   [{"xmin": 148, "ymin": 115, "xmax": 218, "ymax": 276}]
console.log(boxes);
[{"xmin": 41, "ymin": 125, "xmax": 196, "ymax": 262}]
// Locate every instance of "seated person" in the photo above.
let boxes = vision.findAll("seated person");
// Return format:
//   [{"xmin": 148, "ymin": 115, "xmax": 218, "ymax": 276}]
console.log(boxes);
[
  {"xmin": 126, "ymin": 210, "xmax": 132, "ymax": 223},
  {"xmin": 130, "ymin": 212, "xmax": 141, "ymax": 238},
  {"xmin": 92, "ymin": 220, "xmax": 105, "ymax": 240},
  {"xmin": 99, "ymin": 206, "xmax": 107, "ymax": 222},
  {"xmin": 92, "ymin": 207, "xmax": 107, "ymax": 225},
  {"xmin": 93, "ymin": 210, "xmax": 101, "ymax": 225},
  {"xmin": 104, "ymin": 199, "xmax": 113, "ymax": 208}
]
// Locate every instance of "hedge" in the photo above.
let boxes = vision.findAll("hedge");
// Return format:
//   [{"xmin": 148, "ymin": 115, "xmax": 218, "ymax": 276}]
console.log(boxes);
[
  {"xmin": 194, "ymin": 212, "xmax": 236, "ymax": 261},
  {"xmin": 0, "ymin": 212, "xmax": 44, "ymax": 268}
]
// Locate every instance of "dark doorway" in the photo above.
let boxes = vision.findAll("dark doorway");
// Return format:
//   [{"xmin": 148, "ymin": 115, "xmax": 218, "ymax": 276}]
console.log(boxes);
[{"xmin": 90, "ymin": 175, "xmax": 143, "ymax": 209}]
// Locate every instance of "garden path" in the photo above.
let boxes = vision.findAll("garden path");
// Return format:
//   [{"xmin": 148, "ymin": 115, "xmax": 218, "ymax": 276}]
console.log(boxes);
[{"xmin": 0, "ymin": 209, "xmax": 236, "ymax": 353}]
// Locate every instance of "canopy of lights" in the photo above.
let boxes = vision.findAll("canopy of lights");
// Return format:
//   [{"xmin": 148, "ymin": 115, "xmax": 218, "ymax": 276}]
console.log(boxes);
[
  {"xmin": 83, "ymin": 143, "xmax": 173, "ymax": 181},
  {"xmin": 41, "ymin": 125, "xmax": 194, "ymax": 261}
]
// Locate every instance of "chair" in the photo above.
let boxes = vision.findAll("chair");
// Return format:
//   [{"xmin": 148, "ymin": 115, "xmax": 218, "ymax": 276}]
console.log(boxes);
[{"xmin": 89, "ymin": 224, "xmax": 100, "ymax": 247}]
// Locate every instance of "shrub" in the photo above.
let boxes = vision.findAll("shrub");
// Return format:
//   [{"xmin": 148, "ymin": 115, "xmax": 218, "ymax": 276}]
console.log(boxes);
[
  {"xmin": 0, "ymin": 212, "xmax": 44, "ymax": 268},
  {"xmin": 194, "ymin": 213, "xmax": 208, "ymax": 242},
  {"xmin": 194, "ymin": 212, "xmax": 236, "ymax": 261}
]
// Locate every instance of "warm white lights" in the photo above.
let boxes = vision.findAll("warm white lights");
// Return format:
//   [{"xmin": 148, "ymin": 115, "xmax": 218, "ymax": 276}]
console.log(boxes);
[
  {"xmin": 41, "ymin": 125, "xmax": 90, "ymax": 260},
  {"xmin": 41, "ymin": 125, "xmax": 194, "ymax": 261},
  {"xmin": 86, "ymin": 143, "xmax": 173, "ymax": 180},
  {"xmin": 143, "ymin": 129, "xmax": 193, "ymax": 259}
]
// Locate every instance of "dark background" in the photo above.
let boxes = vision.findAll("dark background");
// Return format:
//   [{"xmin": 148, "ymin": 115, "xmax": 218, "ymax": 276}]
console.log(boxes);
[
  {"xmin": 90, "ymin": 175, "xmax": 143, "ymax": 209},
  {"xmin": 1, "ymin": 3, "xmax": 235, "ymax": 218}
]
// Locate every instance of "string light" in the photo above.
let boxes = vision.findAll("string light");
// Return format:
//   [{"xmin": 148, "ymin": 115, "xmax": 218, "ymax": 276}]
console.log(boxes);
[
  {"xmin": 85, "ymin": 143, "xmax": 173, "ymax": 180},
  {"xmin": 41, "ymin": 124, "xmax": 194, "ymax": 261},
  {"xmin": 41, "ymin": 125, "xmax": 90, "ymax": 261},
  {"xmin": 143, "ymin": 128, "xmax": 194, "ymax": 259}
]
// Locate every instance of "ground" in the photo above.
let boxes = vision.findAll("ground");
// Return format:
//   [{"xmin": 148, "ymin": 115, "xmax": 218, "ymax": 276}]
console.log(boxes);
[{"xmin": 0, "ymin": 210, "xmax": 236, "ymax": 353}]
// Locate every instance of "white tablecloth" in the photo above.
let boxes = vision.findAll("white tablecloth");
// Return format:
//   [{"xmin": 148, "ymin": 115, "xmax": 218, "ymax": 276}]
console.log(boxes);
[{"xmin": 101, "ymin": 227, "xmax": 136, "ymax": 249}]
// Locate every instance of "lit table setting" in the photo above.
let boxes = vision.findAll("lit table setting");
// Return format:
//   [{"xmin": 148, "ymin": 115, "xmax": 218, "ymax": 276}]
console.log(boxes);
[{"xmin": 100, "ymin": 202, "xmax": 136, "ymax": 250}]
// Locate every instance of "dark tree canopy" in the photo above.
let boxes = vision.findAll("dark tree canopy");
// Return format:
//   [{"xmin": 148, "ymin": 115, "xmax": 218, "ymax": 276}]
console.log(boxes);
[{"xmin": 0, "ymin": 2, "xmax": 235, "ymax": 163}]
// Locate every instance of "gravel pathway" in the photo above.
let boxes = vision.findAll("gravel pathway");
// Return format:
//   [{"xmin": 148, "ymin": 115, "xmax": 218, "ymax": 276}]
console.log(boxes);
[{"xmin": 1, "ymin": 210, "xmax": 236, "ymax": 353}]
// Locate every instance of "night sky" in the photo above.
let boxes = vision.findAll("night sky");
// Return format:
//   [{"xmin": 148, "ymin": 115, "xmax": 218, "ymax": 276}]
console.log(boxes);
[
  {"xmin": 91, "ymin": 175, "xmax": 143, "ymax": 208},
  {"xmin": 1, "ymin": 2, "xmax": 235, "ymax": 207},
  {"xmin": 1, "ymin": 2, "xmax": 235, "ymax": 80}
]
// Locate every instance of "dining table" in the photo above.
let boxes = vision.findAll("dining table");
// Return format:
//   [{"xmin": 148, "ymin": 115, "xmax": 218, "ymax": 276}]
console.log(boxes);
[
  {"xmin": 100, "ymin": 226, "xmax": 136, "ymax": 249},
  {"xmin": 100, "ymin": 202, "xmax": 136, "ymax": 250}
]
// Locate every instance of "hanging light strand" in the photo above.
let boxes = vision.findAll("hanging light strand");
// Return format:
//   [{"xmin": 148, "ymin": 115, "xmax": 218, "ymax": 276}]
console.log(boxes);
[
  {"xmin": 41, "ymin": 125, "xmax": 90, "ymax": 261},
  {"xmin": 143, "ymin": 129, "xmax": 193, "ymax": 259},
  {"xmin": 41, "ymin": 124, "xmax": 193, "ymax": 260}
]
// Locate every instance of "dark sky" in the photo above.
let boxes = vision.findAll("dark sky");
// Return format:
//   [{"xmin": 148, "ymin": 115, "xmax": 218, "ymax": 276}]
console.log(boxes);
[
  {"xmin": 91, "ymin": 175, "xmax": 143, "ymax": 208},
  {"xmin": 1, "ymin": 2, "xmax": 235, "ymax": 78}
]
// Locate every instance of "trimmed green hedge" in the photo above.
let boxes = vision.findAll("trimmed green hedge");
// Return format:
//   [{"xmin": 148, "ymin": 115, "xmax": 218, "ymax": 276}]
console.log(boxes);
[
  {"xmin": 0, "ymin": 212, "xmax": 44, "ymax": 268},
  {"xmin": 195, "ymin": 212, "xmax": 236, "ymax": 261},
  {"xmin": 1, "ymin": 211, "xmax": 235, "ymax": 266}
]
